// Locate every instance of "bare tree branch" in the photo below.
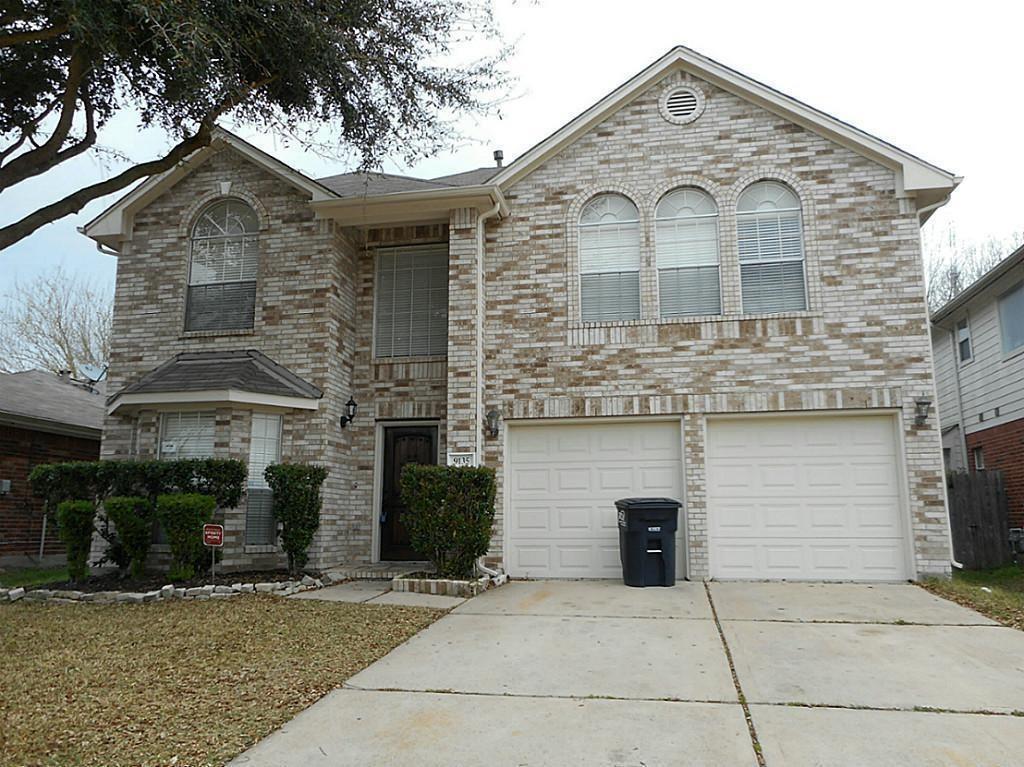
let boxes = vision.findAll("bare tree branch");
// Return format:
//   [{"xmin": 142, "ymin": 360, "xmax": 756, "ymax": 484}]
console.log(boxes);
[
  {"xmin": 922, "ymin": 224, "xmax": 1024, "ymax": 312},
  {"xmin": 0, "ymin": 266, "xmax": 112, "ymax": 376}
]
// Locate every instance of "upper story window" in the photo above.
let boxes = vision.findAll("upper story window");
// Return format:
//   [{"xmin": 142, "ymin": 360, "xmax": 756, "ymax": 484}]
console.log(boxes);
[
  {"xmin": 374, "ymin": 243, "xmax": 449, "ymax": 358},
  {"xmin": 186, "ymin": 199, "xmax": 259, "ymax": 332},
  {"xmin": 955, "ymin": 317, "xmax": 972, "ymax": 362},
  {"xmin": 579, "ymin": 194, "xmax": 641, "ymax": 322},
  {"xmin": 998, "ymin": 282, "xmax": 1024, "ymax": 354},
  {"xmin": 655, "ymin": 188, "xmax": 721, "ymax": 317},
  {"xmin": 736, "ymin": 181, "xmax": 806, "ymax": 313}
]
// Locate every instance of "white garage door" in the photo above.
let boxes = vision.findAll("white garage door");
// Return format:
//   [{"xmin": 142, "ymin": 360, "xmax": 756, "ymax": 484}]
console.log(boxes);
[
  {"xmin": 706, "ymin": 414, "xmax": 910, "ymax": 581},
  {"xmin": 506, "ymin": 420, "xmax": 683, "ymax": 578}
]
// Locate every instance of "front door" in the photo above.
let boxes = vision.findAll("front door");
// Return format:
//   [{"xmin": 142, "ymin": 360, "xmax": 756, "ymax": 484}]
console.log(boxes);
[{"xmin": 380, "ymin": 425, "xmax": 438, "ymax": 561}]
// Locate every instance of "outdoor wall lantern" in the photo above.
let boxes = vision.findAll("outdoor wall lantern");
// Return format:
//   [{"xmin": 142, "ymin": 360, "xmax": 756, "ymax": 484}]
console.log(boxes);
[
  {"xmin": 485, "ymin": 409, "xmax": 501, "ymax": 438},
  {"xmin": 339, "ymin": 397, "xmax": 358, "ymax": 428},
  {"xmin": 914, "ymin": 397, "xmax": 932, "ymax": 427}
]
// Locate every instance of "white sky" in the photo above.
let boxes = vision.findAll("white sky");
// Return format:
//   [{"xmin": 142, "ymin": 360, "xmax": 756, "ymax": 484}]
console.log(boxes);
[{"xmin": 2, "ymin": 0, "xmax": 1022, "ymax": 291}]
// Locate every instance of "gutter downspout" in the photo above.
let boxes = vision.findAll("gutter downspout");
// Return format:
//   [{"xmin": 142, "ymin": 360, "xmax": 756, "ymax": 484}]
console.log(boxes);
[
  {"xmin": 918, "ymin": 193, "xmax": 964, "ymax": 571},
  {"xmin": 474, "ymin": 200, "xmax": 507, "ymax": 584}
]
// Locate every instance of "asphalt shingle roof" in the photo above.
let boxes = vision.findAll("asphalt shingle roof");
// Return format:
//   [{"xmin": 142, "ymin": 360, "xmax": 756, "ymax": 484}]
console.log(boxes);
[
  {"xmin": 315, "ymin": 166, "xmax": 499, "ymax": 198},
  {"xmin": 0, "ymin": 370, "xmax": 105, "ymax": 433},
  {"xmin": 114, "ymin": 350, "xmax": 322, "ymax": 403}
]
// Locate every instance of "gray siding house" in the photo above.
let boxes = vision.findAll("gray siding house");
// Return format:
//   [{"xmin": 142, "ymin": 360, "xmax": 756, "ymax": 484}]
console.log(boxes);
[
  {"xmin": 931, "ymin": 244, "xmax": 1024, "ymax": 529},
  {"xmin": 83, "ymin": 46, "xmax": 959, "ymax": 581}
]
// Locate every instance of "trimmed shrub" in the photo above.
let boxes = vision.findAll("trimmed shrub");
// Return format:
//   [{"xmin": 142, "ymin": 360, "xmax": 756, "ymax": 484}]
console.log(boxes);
[
  {"xmin": 264, "ymin": 463, "xmax": 329, "ymax": 574},
  {"xmin": 56, "ymin": 500, "xmax": 96, "ymax": 582},
  {"xmin": 104, "ymin": 497, "xmax": 155, "ymax": 578},
  {"xmin": 156, "ymin": 493, "xmax": 217, "ymax": 580},
  {"xmin": 399, "ymin": 465, "xmax": 496, "ymax": 579},
  {"xmin": 29, "ymin": 459, "xmax": 246, "ymax": 510}
]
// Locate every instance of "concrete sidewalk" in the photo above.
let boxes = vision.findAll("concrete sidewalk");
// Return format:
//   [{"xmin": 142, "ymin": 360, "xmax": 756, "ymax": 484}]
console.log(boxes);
[{"xmin": 231, "ymin": 580, "xmax": 1024, "ymax": 766}]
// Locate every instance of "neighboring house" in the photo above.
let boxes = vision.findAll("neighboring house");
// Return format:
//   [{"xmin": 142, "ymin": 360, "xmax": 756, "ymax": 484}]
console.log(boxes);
[
  {"xmin": 0, "ymin": 370, "xmax": 104, "ymax": 565},
  {"xmin": 81, "ymin": 46, "xmax": 959, "ymax": 581},
  {"xmin": 931, "ymin": 243, "xmax": 1024, "ymax": 529}
]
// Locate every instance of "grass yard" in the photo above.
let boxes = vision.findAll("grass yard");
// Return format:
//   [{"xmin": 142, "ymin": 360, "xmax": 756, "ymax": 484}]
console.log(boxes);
[
  {"xmin": 921, "ymin": 565, "xmax": 1024, "ymax": 631},
  {"xmin": 0, "ymin": 596, "xmax": 441, "ymax": 767},
  {"xmin": 0, "ymin": 566, "xmax": 68, "ymax": 589}
]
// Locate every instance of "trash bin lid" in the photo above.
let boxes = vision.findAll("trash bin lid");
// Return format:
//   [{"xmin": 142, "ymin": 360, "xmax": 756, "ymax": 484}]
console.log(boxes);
[{"xmin": 614, "ymin": 497, "xmax": 682, "ymax": 510}]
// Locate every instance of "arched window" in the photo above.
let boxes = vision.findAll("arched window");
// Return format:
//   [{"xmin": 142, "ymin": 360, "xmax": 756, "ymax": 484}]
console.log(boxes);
[
  {"xmin": 655, "ymin": 188, "xmax": 721, "ymax": 317},
  {"xmin": 736, "ymin": 181, "xmax": 806, "ymax": 313},
  {"xmin": 578, "ymin": 194, "xmax": 641, "ymax": 322},
  {"xmin": 186, "ymin": 199, "xmax": 260, "ymax": 331}
]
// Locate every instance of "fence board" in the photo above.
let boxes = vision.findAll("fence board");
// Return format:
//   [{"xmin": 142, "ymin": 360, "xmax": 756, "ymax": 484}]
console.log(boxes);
[{"xmin": 947, "ymin": 470, "xmax": 1011, "ymax": 570}]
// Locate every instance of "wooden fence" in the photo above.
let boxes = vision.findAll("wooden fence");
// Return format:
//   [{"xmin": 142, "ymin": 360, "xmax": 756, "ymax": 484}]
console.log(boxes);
[{"xmin": 947, "ymin": 470, "xmax": 1011, "ymax": 570}]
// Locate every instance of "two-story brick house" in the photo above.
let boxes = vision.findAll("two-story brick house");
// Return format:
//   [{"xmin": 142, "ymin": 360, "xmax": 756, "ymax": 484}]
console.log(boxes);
[{"xmin": 83, "ymin": 46, "xmax": 959, "ymax": 581}]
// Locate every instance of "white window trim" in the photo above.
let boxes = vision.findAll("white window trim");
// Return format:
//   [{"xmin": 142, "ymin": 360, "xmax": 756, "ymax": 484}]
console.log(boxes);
[
  {"xmin": 996, "ymin": 280, "xmax": 1024, "ymax": 361},
  {"xmin": 158, "ymin": 410, "xmax": 216, "ymax": 460},
  {"xmin": 972, "ymin": 446, "xmax": 986, "ymax": 470},
  {"xmin": 955, "ymin": 315, "xmax": 973, "ymax": 365},
  {"xmin": 188, "ymin": 199, "xmax": 260, "ymax": 288},
  {"xmin": 736, "ymin": 204, "xmax": 808, "ymax": 314},
  {"xmin": 577, "ymin": 195, "xmax": 642, "ymax": 323}
]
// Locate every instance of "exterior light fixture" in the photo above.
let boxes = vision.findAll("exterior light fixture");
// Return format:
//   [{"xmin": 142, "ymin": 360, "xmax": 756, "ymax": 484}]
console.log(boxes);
[
  {"xmin": 485, "ymin": 409, "xmax": 501, "ymax": 438},
  {"xmin": 914, "ymin": 397, "xmax": 932, "ymax": 427},
  {"xmin": 339, "ymin": 397, "xmax": 358, "ymax": 428}
]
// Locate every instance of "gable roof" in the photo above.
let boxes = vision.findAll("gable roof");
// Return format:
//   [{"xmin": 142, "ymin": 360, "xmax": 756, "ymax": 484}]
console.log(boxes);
[
  {"xmin": 108, "ymin": 350, "xmax": 322, "ymax": 413},
  {"xmin": 317, "ymin": 171, "xmax": 453, "ymax": 197},
  {"xmin": 82, "ymin": 128, "xmax": 338, "ymax": 250},
  {"xmin": 931, "ymin": 242, "xmax": 1024, "ymax": 323},
  {"xmin": 492, "ymin": 45, "xmax": 959, "ymax": 217},
  {"xmin": 0, "ymin": 370, "xmax": 105, "ymax": 438}
]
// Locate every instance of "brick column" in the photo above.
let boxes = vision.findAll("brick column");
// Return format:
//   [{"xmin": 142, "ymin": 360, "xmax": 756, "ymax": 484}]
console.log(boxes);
[{"xmin": 446, "ymin": 207, "xmax": 484, "ymax": 463}]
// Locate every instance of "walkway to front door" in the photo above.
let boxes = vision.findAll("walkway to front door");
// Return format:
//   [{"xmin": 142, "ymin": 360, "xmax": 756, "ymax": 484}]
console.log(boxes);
[
  {"xmin": 379, "ymin": 424, "xmax": 437, "ymax": 561},
  {"xmin": 230, "ymin": 581, "xmax": 1024, "ymax": 766}
]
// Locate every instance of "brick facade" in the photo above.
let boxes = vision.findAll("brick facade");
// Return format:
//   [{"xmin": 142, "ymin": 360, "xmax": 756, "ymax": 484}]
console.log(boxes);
[
  {"xmin": 966, "ymin": 418, "xmax": 1024, "ymax": 528},
  {"xmin": 0, "ymin": 425, "xmax": 98, "ymax": 562},
  {"xmin": 99, "ymin": 65, "xmax": 953, "ymax": 578}
]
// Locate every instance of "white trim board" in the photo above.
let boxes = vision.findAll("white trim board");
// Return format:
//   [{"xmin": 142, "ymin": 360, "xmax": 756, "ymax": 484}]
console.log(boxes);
[{"xmin": 108, "ymin": 389, "xmax": 320, "ymax": 414}]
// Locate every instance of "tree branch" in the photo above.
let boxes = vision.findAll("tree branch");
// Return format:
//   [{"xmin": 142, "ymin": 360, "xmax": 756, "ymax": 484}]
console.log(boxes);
[
  {"xmin": 0, "ymin": 23, "xmax": 67, "ymax": 48},
  {"xmin": 0, "ymin": 98, "xmax": 61, "ymax": 164},
  {"xmin": 0, "ymin": 47, "xmax": 87, "ymax": 191}
]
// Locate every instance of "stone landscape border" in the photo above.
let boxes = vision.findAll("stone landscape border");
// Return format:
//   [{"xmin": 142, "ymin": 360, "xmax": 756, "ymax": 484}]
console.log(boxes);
[{"xmin": 1, "ymin": 573, "xmax": 337, "ymax": 605}]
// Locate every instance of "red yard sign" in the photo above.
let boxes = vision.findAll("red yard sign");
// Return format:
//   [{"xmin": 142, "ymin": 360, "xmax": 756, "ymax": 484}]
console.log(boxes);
[{"xmin": 203, "ymin": 524, "xmax": 224, "ymax": 548}]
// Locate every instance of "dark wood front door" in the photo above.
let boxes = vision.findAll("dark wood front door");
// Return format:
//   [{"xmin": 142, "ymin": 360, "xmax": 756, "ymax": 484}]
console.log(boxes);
[{"xmin": 380, "ymin": 425, "xmax": 438, "ymax": 561}]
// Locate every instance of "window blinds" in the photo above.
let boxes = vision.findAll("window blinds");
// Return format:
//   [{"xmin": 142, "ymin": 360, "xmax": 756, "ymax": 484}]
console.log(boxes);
[{"xmin": 374, "ymin": 244, "xmax": 449, "ymax": 357}]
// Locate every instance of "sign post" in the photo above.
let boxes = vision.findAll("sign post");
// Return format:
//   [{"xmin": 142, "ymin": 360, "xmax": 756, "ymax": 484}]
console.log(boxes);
[{"xmin": 203, "ymin": 523, "xmax": 224, "ymax": 581}]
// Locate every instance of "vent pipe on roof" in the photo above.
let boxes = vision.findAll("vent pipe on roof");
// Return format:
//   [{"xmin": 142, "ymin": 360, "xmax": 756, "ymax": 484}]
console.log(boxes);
[{"xmin": 493, "ymin": 149, "xmax": 504, "ymax": 168}]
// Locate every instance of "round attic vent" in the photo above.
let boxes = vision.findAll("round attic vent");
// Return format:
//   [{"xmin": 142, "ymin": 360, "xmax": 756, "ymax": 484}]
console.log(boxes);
[{"xmin": 660, "ymin": 85, "xmax": 705, "ymax": 125}]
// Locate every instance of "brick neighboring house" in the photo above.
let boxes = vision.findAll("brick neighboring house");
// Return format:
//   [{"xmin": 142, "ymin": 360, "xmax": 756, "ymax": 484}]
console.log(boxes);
[
  {"xmin": 82, "ymin": 46, "xmax": 960, "ymax": 581},
  {"xmin": 931, "ymin": 243, "xmax": 1024, "ymax": 529},
  {"xmin": 0, "ymin": 370, "xmax": 104, "ymax": 565}
]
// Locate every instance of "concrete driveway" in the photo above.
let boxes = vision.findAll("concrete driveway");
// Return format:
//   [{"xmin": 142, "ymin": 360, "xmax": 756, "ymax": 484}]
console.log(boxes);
[{"xmin": 230, "ymin": 580, "xmax": 1024, "ymax": 766}]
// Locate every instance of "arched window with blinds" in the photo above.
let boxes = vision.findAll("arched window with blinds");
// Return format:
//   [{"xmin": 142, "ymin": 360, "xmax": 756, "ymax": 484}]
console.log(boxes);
[
  {"xmin": 186, "ymin": 199, "xmax": 260, "ymax": 331},
  {"xmin": 578, "ymin": 193, "xmax": 641, "ymax": 322},
  {"xmin": 655, "ymin": 188, "xmax": 721, "ymax": 317},
  {"xmin": 736, "ymin": 181, "xmax": 807, "ymax": 313}
]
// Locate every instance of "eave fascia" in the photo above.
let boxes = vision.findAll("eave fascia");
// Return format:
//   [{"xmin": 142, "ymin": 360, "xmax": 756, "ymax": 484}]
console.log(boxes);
[
  {"xmin": 311, "ymin": 184, "xmax": 508, "ymax": 227},
  {"xmin": 107, "ymin": 389, "xmax": 321, "ymax": 415},
  {"xmin": 0, "ymin": 412, "xmax": 102, "ymax": 440}
]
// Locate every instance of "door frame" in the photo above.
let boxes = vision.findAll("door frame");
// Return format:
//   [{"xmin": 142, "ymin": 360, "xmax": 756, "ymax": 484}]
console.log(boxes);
[
  {"xmin": 703, "ymin": 408, "xmax": 917, "ymax": 581},
  {"xmin": 371, "ymin": 420, "xmax": 440, "ymax": 564},
  {"xmin": 502, "ymin": 415, "xmax": 687, "ymax": 580}
]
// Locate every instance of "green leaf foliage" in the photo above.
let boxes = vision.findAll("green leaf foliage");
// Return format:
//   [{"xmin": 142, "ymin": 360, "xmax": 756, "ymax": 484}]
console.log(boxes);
[
  {"xmin": 55, "ymin": 500, "xmax": 96, "ymax": 582},
  {"xmin": 263, "ymin": 464, "xmax": 328, "ymax": 575},
  {"xmin": 29, "ymin": 459, "xmax": 246, "ymax": 511},
  {"xmin": 103, "ymin": 496, "xmax": 154, "ymax": 578},
  {"xmin": 156, "ymin": 494, "xmax": 216, "ymax": 581},
  {"xmin": 399, "ymin": 465, "xmax": 496, "ymax": 579}
]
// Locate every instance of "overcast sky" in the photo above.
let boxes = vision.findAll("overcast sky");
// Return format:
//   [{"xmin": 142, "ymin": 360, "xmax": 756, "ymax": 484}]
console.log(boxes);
[{"xmin": 2, "ymin": 0, "xmax": 1021, "ymax": 292}]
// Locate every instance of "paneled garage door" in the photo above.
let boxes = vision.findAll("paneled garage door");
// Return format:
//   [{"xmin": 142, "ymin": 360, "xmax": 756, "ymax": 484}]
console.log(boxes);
[
  {"xmin": 506, "ymin": 420, "xmax": 683, "ymax": 578},
  {"xmin": 706, "ymin": 414, "xmax": 910, "ymax": 581}
]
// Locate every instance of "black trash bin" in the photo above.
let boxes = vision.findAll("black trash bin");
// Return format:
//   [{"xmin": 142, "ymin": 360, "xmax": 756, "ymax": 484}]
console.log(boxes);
[{"xmin": 616, "ymin": 497, "xmax": 681, "ymax": 587}]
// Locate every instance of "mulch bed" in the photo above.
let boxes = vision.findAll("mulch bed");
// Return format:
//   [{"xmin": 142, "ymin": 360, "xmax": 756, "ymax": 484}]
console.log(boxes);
[
  {"xmin": 1, "ymin": 596, "xmax": 442, "ymax": 766},
  {"xmin": 29, "ymin": 568, "xmax": 308, "ymax": 594}
]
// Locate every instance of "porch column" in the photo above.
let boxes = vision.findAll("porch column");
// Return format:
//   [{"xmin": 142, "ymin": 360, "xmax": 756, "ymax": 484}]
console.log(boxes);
[{"xmin": 445, "ymin": 207, "xmax": 484, "ymax": 464}]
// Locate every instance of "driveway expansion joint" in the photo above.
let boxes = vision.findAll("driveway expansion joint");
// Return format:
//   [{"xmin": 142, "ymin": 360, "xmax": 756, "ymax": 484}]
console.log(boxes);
[
  {"xmin": 340, "ymin": 682, "xmax": 741, "ymax": 706},
  {"xmin": 750, "ymin": 700, "xmax": 1024, "ymax": 718},
  {"xmin": 705, "ymin": 582, "xmax": 767, "ymax": 767}
]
